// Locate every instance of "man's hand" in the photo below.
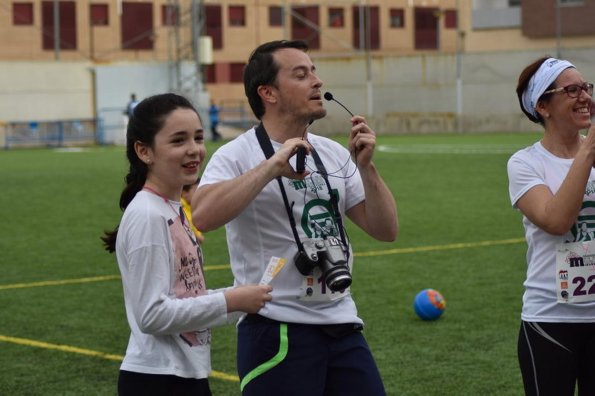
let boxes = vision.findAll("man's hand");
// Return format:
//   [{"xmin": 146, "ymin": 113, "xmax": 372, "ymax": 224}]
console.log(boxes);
[{"xmin": 348, "ymin": 116, "xmax": 376, "ymax": 167}]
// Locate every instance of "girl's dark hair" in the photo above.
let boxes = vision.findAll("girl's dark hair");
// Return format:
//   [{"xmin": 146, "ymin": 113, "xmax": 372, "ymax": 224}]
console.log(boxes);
[
  {"xmin": 243, "ymin": 40, "xmax": 309, "ymax": 120},
  {"xmin": 516, "ymin": 55, "xmax": 556, "ymax": 125},
  {"xmin": 101, "ymin": 93, "xmax": 198, "ymax": 253}
]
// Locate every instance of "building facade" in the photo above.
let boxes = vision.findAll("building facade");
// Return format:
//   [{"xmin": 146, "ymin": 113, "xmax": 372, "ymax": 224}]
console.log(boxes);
[{"xmin": 1, "ymin": 0, "xmax": 594, "ymax": 134}]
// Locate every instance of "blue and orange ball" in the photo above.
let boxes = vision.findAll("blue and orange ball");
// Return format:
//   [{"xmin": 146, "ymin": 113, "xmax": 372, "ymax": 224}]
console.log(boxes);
[{"xmin": 414, "ymin": 289, "xmax": 446, "ymax": 320}]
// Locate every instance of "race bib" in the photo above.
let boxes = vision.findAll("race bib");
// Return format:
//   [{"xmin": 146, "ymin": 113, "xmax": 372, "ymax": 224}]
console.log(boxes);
[
  {"xmin": 297, "ymin": 264, "xmax": 351, "ymax": 302},
  {"xmin": 556, "ymin": 240, "xmax": 595, "ymax": 303},
  {"xmin": 259, "ymin": 255, "xmax": 352, "ymax": 302}
]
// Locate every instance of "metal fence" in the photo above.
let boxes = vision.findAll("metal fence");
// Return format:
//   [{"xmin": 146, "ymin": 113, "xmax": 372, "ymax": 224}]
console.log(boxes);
[
  {"xmin": 2, "ymin": 119, "xmax": 98, "ymax": 149},
  {"xmin": 0, "ymin": 103, "xmax": 256, "ymax": 149},
  {"xmin": 219, "ymin": 100, "xmax": 257, "ymax": 131}
]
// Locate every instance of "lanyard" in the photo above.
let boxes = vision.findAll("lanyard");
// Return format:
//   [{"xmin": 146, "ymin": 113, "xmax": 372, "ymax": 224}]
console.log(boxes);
[{"xmin": 142, "ymin": 186, "xmax": 197, "ymax": 247}]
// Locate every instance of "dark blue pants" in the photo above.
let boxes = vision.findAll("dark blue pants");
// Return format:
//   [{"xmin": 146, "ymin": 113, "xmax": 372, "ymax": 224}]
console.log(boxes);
[{"xmin": 237, "ymin": 314, "xmax": 386, "ymax": 396}]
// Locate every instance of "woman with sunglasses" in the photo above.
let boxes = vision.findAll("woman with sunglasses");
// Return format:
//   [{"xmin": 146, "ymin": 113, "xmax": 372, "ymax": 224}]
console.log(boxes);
[{"xmin": 508, "ymin": 57, "xmax": 595, "ymax": 395}]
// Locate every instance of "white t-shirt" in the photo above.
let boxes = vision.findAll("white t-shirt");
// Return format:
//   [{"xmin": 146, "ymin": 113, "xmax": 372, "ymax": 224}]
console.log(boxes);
[
  {"xmin": 116, "ymin": 190, "xmax": 229, "ymax": 379},
  {"xmin": 200, "ymin": 128, "xmax": 366, "ymax": 325},
  {"xmin": 508, "ymin": 141, "xmax": 595, "ymax": 322}
]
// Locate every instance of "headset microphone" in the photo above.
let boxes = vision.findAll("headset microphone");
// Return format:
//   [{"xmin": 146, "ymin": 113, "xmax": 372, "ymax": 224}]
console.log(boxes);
[
  {"xmin": 324, "ymin": 92, "xmax": 354, "ymax": 117},
  {"xmin": 296, "ymin": 94, "xmax": 354, "ymax": 173}
]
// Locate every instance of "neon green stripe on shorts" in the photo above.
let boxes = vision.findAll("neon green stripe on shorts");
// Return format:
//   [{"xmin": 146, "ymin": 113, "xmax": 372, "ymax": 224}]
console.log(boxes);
[{"xmin": 240, "ymin": 323, "xmax": 288, "ymax": 391}]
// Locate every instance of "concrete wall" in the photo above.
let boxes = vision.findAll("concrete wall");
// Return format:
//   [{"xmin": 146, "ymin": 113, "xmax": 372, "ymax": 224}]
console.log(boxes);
[
  {"xmin": 314, "ymin": 47, "xmax": 595, "ymax": 134},
  {"xmin": 94, "ymin": 62, "xmax": 174, "ymax": 145},
  {"xmin": 0, "ymin": 61, "xmax": 94, "ymax": 122},
  {"xmin": 1, "ymin": 47, "xmax": 595, "ymax": 139}
]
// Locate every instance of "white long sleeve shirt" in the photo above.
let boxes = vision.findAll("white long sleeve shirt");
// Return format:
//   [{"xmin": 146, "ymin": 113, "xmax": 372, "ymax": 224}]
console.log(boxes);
[{"xmin": 116, "ymin": 190, "xmax": 229, "ymax": 379}]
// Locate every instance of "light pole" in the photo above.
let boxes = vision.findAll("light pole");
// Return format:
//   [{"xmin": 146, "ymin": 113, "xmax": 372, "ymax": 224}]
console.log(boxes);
[
  {"xmin": 191, "ymin": 0, "xmax": 204, "ymax": 92},
  {"xmin": 555, "ymin": 0, "xmax": 561, "ymax": 58},
  {"xmin": 456, "ymin": 0, "xmax": 463, "ymax": 133},
  {"xmin": 359, "ymin": 0, "xmax": 373, "ymax": 116},
  {"xmin": 53, "ymin": 0, "xmax": 60, "ymax": 60},
  {"xmin": 283, "ymin": 0, "xmax": 289, "ymax": 40}
]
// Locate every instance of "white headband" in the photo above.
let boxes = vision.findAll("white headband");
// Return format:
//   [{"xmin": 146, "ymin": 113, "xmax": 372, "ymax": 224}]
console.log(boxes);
[{"xmin": 522, "ymin": 57, "xmax": 575, "ymax": 118}]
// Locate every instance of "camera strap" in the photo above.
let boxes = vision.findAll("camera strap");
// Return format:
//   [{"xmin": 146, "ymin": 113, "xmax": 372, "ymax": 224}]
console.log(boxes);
[
  {"xmin": 309, "ymin": 148, "xmax": 349, "ymax": 258},
  {"xmin": 254, "ymin": 123, "xmax": 349, "ymax": 258},
  {"xmin": 255, "ymin": 123, "xmax": 305, "ymax": 253}
]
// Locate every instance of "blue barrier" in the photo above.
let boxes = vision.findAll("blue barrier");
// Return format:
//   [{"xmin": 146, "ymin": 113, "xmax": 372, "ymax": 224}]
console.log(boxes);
[{"xmin": 3, "ymin": 119, "xmax": 98, "ymax": 149}]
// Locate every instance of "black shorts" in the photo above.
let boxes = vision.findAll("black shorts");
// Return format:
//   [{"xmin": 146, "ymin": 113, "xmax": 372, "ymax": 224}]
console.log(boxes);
[
  {"xmin": 118, "ymin": 370, "xmax": 211, "ymax": 396},
  {"xmin": 518, "ymin": 321, "xmax": 595, "ymax": 396}
]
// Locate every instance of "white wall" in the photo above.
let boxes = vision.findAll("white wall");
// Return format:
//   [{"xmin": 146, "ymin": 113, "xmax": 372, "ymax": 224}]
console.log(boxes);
[
  {"xmin": 2, "ymin": 47, "xmax": 595, "ymax": 136},
  {"xmin": 0, "ymin": 61, "xmax": 94, "ymax": 122},
  {"xmin": 94, "ymin": 63, "xmax": 172, "ymax": 144}
]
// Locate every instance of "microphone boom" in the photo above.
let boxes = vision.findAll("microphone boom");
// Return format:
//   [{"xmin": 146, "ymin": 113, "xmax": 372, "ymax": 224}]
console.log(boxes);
[{"xmin": 324, "ymin": 92, "xmax": 354, "ymax": 117}]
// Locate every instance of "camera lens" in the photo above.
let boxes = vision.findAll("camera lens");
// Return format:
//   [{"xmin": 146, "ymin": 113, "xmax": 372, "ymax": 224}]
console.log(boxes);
[{"xmin": 324, "ymin": 265, "xmax": 352, "ymax": 292}]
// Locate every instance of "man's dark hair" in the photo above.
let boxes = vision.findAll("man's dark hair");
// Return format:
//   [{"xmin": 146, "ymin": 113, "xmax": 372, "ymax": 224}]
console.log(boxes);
[{"xmin": 243, "ymin": 40, "xmax": 309, "ymax": 120}]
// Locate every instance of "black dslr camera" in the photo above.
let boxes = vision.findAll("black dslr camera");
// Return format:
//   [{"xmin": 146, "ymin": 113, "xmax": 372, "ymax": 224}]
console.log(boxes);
[{"xmin": 294, "ymin": 236, "xmax": 352, "ymax": 292}]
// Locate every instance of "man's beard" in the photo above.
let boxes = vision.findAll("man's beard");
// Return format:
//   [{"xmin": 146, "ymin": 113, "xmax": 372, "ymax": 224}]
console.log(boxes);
[{"xmin": 310, "ymin": 108, "xmax": 327, "ymax": 121}]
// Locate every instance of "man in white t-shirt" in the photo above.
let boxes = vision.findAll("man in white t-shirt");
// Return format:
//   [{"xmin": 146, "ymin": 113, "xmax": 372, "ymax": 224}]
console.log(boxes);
[{"xmin": 192, "ymin": 40, "xmax": 398, "ymax": 395}]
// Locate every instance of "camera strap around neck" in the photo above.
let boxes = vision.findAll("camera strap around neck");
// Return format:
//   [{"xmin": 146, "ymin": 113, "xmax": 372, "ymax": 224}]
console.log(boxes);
[
  {"xmin": 308, "ymin": 148, "xmax": 349, "ymax": 255},
  {"xmin": 254, "ymin": 123, "xmax": 349, "ymax": 257},
  {"xmin": 255, "ymin": 123, "xmax": 304, "ymax": 253}
]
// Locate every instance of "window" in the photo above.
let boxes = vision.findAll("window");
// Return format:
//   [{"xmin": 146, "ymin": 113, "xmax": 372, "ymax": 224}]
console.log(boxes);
[
  {"xmin": 291, "ymin": 6, "xmax": 319, "ymax": 49},
  {"xmin": 444, "ymin": 9, "xmax": 457, "ymax": 29},
  {"xmin": 228, "ymin": 6, "xmax": 245, "ymax": 27},
  {"xmin": 230, "ymin": 62, "xmax": 245, "ymax": 83},
  {"xmin": 121, "ymin": 2, "xmax": 153, "ymax": 50},
  {"xmin": 414, "ymin": 7, "xmax": 438, "ymax": 50},
  {"xmin": 559, "ymin": 0, "xmax": 583, "ymax": 5},
  {"xmin": 162, "ymin": 4, "xmax": 178, "ymax": 26},
  {"xmin": 269, "ymin": 6, "xmax": 282, "ymax": 26},
  {"xmin": 328, "ymin": 7, "xmax": 344, "ymax": 28},
  {"xmin": 205, "ymin": 5, "xmax": 222, "ymax": 49},
  {"xmin": 204, "ymin": 64, "xmax": 216, "ymax": 84},
  {"xmin": 13, "ymin": 2, "xmax": 33, "ymax": 25},
  {"xmin": 42, "ymin": 1, "xmax": 77, "ymax": 50},
  {"xmin": 389, "ymin": 8, "xmax": 404, "ymax": 28},
  {"xmin": 90, "ymin": 4, "xmax": 108, "ymax": 26},
  {"xmin": 508, "ymin": 0, "xmax": 521, "ymax": 6}
]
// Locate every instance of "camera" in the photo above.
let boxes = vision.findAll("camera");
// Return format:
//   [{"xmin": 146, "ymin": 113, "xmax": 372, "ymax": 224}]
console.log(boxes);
[{"xmin": 294, "ymin": 236, "xmax": 352, "ymax": 292}]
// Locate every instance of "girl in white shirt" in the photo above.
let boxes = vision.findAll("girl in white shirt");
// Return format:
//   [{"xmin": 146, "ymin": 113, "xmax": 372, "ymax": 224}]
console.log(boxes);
[{"xmin": 102, "ymin": 93, "xmax": 272, "ymax": 396}]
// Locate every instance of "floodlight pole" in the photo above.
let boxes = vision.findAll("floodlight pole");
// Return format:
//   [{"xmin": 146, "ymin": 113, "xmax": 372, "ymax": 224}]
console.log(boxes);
[
  {"xmin": 365, "ymin": 3, "xmax": 373, "ymax": 116},
  {"xmin": 283, "ymin": 0, "xmax": 289, "ymax": 40},
  {"xmin": 456, "ymin": 0, "xmax": 463, "ymax": 133},
  {"xmin": 53, "ymin": 0, "xmax": 60, "ymax": 60},
  {"xmin": 555, "ymin": 1, "xmax": 561, "ymax": 58},
  {"xmin": 359, "ymin": 0, "xmax": 373, "ymax": 116},
  {"xmin": 191, "ymin": 0, "xmax": 205, "ymax": 92}
]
